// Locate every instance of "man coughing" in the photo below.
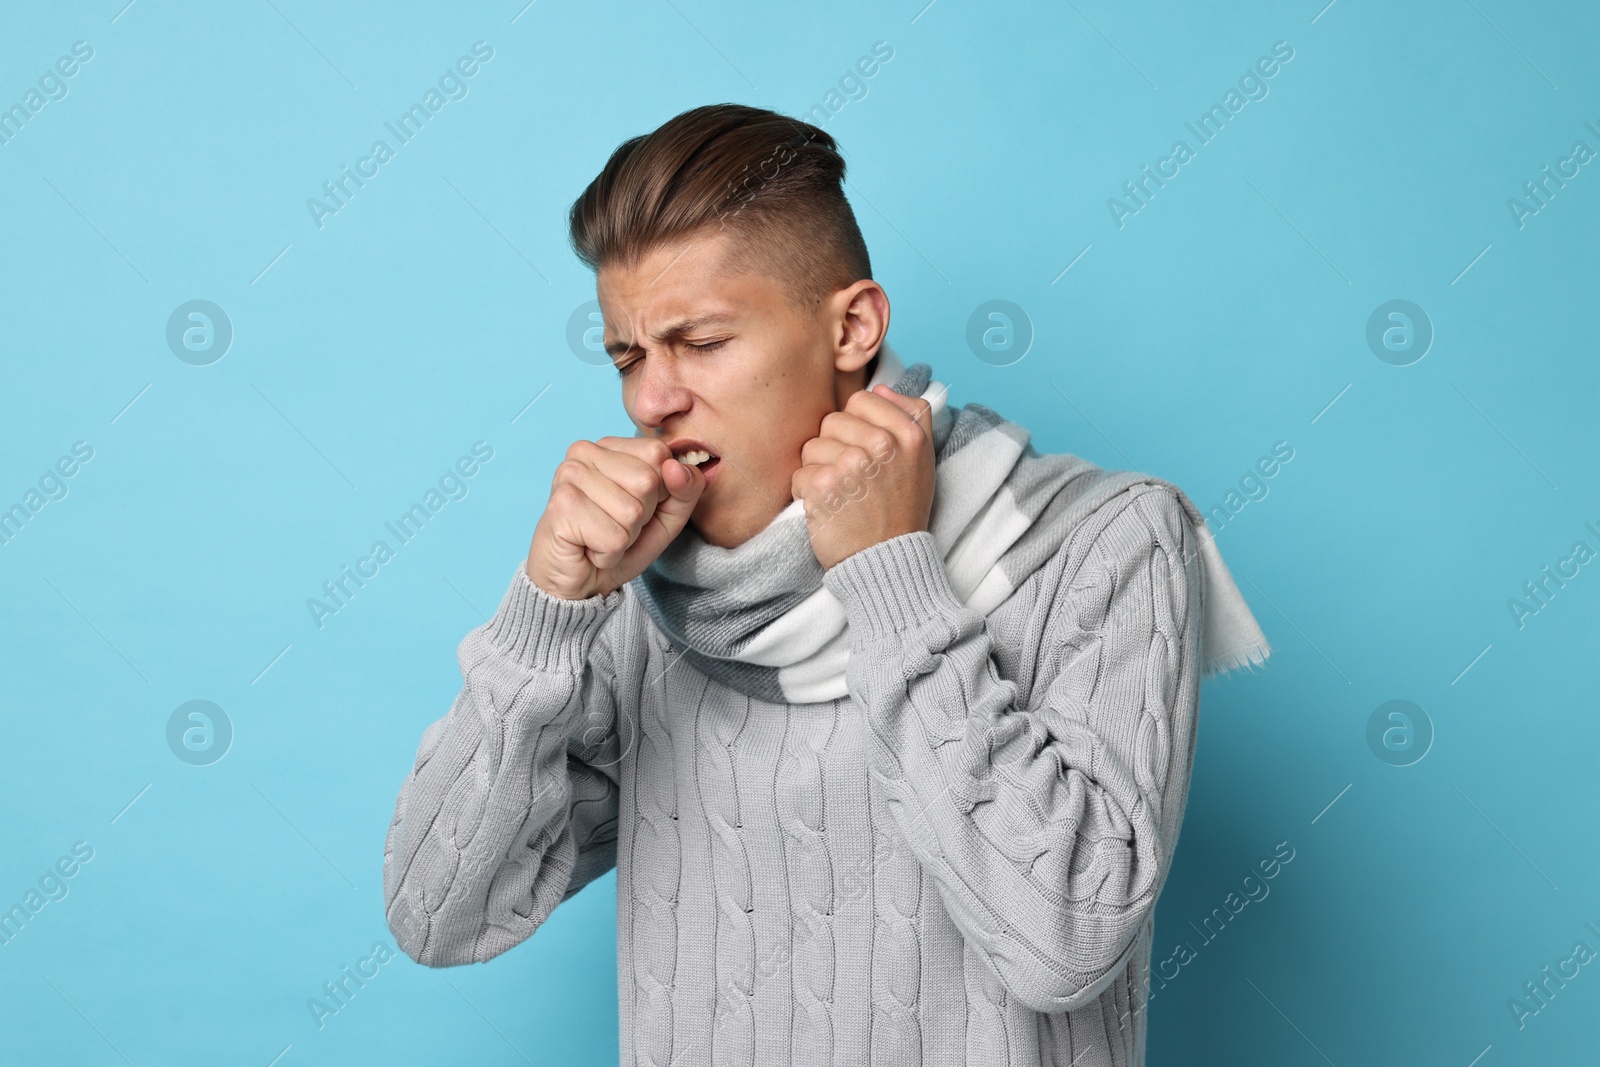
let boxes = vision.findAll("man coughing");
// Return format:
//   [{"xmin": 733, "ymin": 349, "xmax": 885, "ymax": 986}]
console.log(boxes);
[{"xmin": 381, "ymin": 102, "xmax": 1272, "ymax": 1066}]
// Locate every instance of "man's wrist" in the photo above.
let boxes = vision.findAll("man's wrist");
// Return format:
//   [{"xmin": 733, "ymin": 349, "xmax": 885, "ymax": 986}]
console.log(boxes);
[{"xmin": 522, "ymin": 556, "xmax": 618, "ymax": 602}]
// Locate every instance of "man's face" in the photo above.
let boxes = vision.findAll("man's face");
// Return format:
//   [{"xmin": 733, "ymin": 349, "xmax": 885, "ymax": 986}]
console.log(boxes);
[{"xmin": 597, "ymin": 226, "xmax": 885, "ymax": 549}]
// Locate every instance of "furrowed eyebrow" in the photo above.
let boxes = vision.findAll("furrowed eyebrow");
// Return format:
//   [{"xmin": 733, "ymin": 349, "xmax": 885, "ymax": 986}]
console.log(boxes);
[{"xmin": 603, "ymin": 313, "xmax": 736, "ymax": 359}]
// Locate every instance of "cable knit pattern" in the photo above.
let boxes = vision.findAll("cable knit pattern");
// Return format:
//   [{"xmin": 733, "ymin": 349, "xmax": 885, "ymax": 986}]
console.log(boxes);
[{"xmin": 382, "ymin": 482, "xmax": 1202, "ymax": 1066}]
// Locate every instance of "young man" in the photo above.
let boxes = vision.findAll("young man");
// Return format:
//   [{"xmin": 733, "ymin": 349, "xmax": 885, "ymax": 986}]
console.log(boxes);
[{"xmin": 382, "ymin": 103, "xmax": 1271, "ymax": 1065}]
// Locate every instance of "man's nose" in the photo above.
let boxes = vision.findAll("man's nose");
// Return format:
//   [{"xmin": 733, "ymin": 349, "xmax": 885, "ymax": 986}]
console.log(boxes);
[{"xmin": 630, "ymin": 350, "xmax": 689, "ymax": 429}]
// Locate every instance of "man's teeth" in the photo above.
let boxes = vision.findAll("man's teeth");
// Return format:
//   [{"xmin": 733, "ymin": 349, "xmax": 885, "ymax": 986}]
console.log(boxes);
[{"xmin": 675, "ymin": 449, "xmax": 714, "ymax": 467}]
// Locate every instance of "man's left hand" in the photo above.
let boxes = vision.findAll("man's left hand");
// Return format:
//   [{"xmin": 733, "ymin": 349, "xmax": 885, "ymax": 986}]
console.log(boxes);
[{"xmin": 792, "ymin": 383, "xmax": 936, "ymax": 571}]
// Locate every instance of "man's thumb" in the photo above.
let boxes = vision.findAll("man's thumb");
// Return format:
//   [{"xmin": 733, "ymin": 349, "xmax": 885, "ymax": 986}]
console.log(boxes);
[{"xmin": 655, "ymin": 457, "xmax": 704, "ymax": 527}]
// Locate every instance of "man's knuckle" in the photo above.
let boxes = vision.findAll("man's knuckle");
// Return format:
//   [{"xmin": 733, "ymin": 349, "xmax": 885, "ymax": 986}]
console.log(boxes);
[{"xmin": 626, "ymin": 468, "xmax": 660, "ymax": 501}]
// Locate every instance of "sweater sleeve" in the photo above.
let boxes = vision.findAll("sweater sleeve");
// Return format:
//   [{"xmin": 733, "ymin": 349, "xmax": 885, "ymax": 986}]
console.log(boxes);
[
  {"xmin": 819, "ymin": 485, "xmax": 1203, "ymax": 1014},
  {"xmin": 382, "ymin": 562, "xmax": 627, "ymax": 967}
]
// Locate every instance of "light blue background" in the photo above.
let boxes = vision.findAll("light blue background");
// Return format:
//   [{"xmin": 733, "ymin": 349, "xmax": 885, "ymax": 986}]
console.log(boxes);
[{"xmin": 2, "ymin": 1, "xmax": 1597, "ymax": 1064}]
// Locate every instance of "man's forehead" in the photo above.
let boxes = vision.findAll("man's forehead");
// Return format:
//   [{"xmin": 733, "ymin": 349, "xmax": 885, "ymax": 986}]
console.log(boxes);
[
  {"xmin": 598, "ymin": 303, "xmax": 739, "ymax": 338},
  {"xmin": 597, "ymin": 228, "xmax": 773, "ymax": 310},
  {"xmin": 597, "ymin": 267, "xmax": 756, "ymax": 338},
  {"xmin": 595, "ymin": 233, "xmax": 783, "ymax": 350}
]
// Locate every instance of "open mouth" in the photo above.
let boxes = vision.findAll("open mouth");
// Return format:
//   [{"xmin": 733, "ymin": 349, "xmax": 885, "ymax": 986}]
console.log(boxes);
[{"xmin": 674, "ymin": 448, "xmax": 720, "ymax": 472}]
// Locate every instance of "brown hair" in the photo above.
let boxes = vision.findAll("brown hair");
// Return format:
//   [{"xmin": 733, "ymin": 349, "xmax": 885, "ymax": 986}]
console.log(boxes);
[{"xmin": 567, "ymin": 103, "xmax": 873, "ymax": 315}]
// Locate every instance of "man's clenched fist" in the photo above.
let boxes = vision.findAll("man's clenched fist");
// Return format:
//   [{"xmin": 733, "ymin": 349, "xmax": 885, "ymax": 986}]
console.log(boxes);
[
  {"xmin": 791, "ymin": 384, "xmax": 936, "ymax": 571},
  {"xmin": 525, "ymin": 436, "xmax": 707, "ymax": 601}
]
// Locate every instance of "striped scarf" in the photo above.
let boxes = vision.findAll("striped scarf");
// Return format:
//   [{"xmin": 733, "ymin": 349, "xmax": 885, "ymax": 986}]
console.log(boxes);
[{"xmin": 629, "ymin": 344, "xmax": 1271, "ymax": 704}]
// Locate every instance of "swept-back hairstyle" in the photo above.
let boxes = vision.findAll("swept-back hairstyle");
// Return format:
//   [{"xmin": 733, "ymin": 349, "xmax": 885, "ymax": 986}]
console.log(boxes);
[{"xmin": 568, "ymin": 103, "xmax": 873, "ymax": 315}]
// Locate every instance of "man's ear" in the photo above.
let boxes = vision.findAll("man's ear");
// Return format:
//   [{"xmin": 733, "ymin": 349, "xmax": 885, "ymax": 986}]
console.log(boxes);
[{"xmin": 830, "ymin": 279, "xmax": 889, "ymax": 376}]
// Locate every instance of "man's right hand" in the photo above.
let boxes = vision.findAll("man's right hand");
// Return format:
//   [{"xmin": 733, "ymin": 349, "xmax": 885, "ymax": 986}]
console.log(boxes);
[{"xmin": 524, "ymin": 436, "xmax": 707, "ymax": 600}]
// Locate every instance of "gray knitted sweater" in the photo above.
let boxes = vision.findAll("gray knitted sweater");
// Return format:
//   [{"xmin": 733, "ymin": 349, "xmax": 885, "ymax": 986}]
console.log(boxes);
[{"xmin": 382, "ymin": 482, "xmax": 1203, "ymax": 1066}]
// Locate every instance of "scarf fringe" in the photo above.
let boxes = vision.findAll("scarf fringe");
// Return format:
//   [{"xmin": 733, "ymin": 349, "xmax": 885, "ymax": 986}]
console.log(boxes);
[{"xmin": 1203, "ymin": 639, "xmax": 1274, "ymax": 679}]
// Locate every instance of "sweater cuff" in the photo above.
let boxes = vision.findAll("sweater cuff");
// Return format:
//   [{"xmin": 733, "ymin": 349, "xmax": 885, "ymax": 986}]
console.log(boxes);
[
  {"xmin": 821, "ymin": 530, "xmax": 965, "ymax": 637},
  {"xmin": 485, "ymin": 562, "xmax": 624, "ymax": 674}
]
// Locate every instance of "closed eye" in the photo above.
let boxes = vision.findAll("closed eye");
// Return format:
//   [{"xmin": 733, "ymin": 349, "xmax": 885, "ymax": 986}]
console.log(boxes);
[{"xmin": 615, "ymin": 339, "xmax": 729, "ymax": 376}]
